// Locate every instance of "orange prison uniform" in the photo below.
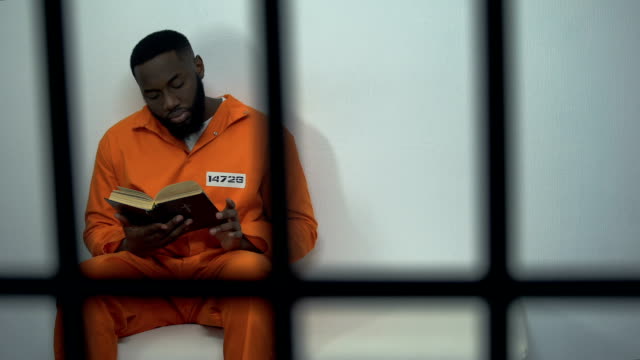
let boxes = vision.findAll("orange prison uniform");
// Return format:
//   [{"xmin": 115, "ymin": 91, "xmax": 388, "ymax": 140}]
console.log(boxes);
[{"xmin": 54, "ymin": 94, "xmax": 317, "ymax": 360}]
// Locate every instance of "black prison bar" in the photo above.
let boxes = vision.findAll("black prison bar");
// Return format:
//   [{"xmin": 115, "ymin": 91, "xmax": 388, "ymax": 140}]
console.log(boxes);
[
  {"xmin": 41, "ymin": 0, "xmax": 86, "ymax": 359},
  {"xmin": 262, "ymin": 0, "xmax": 294, "ymax": 359},
  {"xmin": 4, "ymin": 278, "xmax": 640, "ymax": 298},
  {"xmin": 483, "ymin": 0, "xmax": 510, "ymax": 359}
]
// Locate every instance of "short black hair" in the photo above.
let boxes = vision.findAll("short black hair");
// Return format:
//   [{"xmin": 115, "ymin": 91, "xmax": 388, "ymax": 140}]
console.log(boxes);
[{"xmin": 129, "ymin": 30, "xmax": 193, "ymax": 76}]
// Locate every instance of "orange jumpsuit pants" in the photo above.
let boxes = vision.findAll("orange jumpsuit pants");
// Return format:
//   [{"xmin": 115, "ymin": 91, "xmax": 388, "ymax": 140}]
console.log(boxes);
[{"xmin": 54, "ymin": 248, "xmax": 273, "ymax": 360}]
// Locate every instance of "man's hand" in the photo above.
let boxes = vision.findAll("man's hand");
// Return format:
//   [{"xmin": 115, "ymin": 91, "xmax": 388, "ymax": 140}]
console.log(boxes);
[
  {"xmin": 115, "ymin": 213, "xmax": 193, "ymax": 256},
  {"xmin": 210, "ymin": 198, "xmax": 260, "ymax": 252}
]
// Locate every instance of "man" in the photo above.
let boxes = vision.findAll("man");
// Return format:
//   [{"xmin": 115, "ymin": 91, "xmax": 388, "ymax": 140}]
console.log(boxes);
[{"xmin": 54, "ymin": 29, "xmax": 317, "ymax": 360}]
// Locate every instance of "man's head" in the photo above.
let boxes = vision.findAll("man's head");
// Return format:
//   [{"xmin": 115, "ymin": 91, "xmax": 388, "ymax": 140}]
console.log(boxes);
[{"xmin": 130, "ymin": 30, "xmax": 207, "ymax": 139}]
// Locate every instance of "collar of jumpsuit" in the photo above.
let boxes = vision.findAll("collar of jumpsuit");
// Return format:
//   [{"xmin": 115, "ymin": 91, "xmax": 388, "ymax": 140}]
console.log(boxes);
[
  {"xmin": 132, "ymin": 94, "xmax": 250, "ymax": 153},
  {"xmin": 183, "ymin": 95, "xmax": 225, "ymax": 151}
]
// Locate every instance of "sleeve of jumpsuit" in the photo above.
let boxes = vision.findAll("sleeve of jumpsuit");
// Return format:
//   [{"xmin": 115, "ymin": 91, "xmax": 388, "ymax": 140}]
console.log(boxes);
[
  {"xmin": 249, "ymin": 129, "xmax": 318, "ymax": 262},
  {"xmin": 83, "ymin": 134, "xmax": 127, "ymax": 256}
]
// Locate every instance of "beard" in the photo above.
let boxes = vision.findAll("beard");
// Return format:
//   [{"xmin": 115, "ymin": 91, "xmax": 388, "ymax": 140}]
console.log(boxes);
[{"xmin": 152, "ymin": 75, "xmax": 206, "ymax": 139}]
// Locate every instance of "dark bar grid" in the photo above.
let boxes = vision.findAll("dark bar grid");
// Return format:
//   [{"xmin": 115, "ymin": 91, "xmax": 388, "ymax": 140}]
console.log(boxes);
[
  {"xmin": 0, "ymin": 1, "xmax": 637, "ymax": 360},
  {"xmin": 262, "ymin": 0, "xmax": 293, "ymax": 359},
  {"xmin": 4, "ymin": 278, "xmax": 640, "ymax": 297},
  {"xmin": 483, "ymin": 0, "xmax": 510, "ymax": 359},
  {"xmin": 40, "ymin": 0, "xmax": 86, "ymax": 359}
]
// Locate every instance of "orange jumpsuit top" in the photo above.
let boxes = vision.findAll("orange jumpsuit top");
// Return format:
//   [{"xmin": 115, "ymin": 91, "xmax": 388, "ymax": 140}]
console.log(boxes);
[{"xmin": 84, "ymin": 94, "xmax": 317, "ymax": 262}]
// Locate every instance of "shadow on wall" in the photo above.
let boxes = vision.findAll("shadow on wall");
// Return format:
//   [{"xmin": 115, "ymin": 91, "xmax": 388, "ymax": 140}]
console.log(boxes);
[
  {"xmin": 288, "ymin": 116, "xmax": 371, "ymax": 280},
  {"xmin": 288, "ymin": 119, "xmax": 383, "ymax": 346}
]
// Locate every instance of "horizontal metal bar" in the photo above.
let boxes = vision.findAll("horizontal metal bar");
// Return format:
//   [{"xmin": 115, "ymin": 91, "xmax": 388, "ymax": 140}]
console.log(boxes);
[{"xmin": 3, "ymin": 277, "xmax": 640, "ymax": 297}]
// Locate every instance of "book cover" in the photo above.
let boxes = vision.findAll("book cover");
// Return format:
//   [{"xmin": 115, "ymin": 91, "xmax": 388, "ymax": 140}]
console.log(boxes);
[{"xmin": 105, "ymin": 181, "xmax": 224, "ymax": 231}]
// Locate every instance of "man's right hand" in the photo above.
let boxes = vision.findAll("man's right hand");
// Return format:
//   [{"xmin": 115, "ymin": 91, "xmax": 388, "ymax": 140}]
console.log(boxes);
[{"xmin": 115, "ymin": 213, "xmax": 193, "ymax": 256}]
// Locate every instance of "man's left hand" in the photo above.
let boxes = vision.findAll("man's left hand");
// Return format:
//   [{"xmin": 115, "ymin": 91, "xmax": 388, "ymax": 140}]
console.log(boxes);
[{"xmin": 210, "ymin": 198, "xmax": 260, "ymax": 252}]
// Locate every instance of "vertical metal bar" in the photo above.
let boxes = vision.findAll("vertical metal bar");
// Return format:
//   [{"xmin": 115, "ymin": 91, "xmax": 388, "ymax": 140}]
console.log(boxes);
[
  {"xmin": 262, "ymin": 0, "xmax": 293, "ymax": 359},
  {"xmin": 40, "ymin": 0, "xmax": 86, "ymax": 358},
  {"xmin": 482, "ymin": 0, "xmax": 510, "ymax": 359}
]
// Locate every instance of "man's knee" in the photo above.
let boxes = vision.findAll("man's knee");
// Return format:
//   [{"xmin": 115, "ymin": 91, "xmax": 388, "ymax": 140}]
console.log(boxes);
[
  {"xmin": 80, "ymin": 252, "xmax": 144, "ymax": 279},
  {"xmin": 222, "ymin": 251, "xmax": 271, "ymax": 281}
]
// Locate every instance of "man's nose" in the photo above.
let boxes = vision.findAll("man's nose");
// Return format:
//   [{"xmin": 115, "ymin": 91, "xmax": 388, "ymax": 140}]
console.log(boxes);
[{"xmin": 164, "ymin": 92, "xmax": 179, "ymax": 112}]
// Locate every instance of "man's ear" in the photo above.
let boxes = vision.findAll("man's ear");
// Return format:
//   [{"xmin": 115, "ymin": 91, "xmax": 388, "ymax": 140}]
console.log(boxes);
[{"xmin": 194, "ymin": 55, "xmax": 205, "ymax": 79}]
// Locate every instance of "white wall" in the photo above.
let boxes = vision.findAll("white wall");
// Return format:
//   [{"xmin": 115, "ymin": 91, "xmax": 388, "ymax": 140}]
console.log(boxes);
[
  {"xmin": 522, "ymin": 299, "xmax": 640, "ymax": 360},
  {"xmin": 294, "ymin": 298, "xmax": 486, "ymax": 360},
  {"xmin": 512, "ymin": 0, "xmax": 640, "ymax": 280},
  {"xmin": 1, "ymin": 2, "xmax": 59, "ymax": 357},
  {"xmin": 287, "ymin": 0, "xmax": 481, "ymax": 279},
  {"xmin": 0, "ymin": 0, "xmax": 57, "ymax": 276},
  {"xmin": 0, "ymin": 297, "xmax": 56, "ymax": 360},
  {"xmin": 512, "ymin": 1, "xmax": 640, "ymax": 358}
]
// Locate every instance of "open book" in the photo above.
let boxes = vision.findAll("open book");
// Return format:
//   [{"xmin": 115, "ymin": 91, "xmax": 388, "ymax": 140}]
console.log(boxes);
[{"xmin": 106, "ymin": 180, "xmax": 223, "ymax": 230}]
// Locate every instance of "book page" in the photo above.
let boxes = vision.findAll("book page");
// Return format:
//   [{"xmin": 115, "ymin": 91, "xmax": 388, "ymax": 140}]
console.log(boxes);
[
  {"xmin": 155, "ymin": 180, "xmax": 203, "ymax": 204},
  {"xmin": 114, "ymin": 187, "xmax": 153, "ymax": 201},
  {"xmin": 108, "ymin": 193, "xmax": 155, "ymax": 210}
]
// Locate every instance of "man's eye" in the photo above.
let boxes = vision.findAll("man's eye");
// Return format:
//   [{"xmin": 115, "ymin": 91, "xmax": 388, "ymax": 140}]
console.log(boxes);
[
  {"xmin": 172, "ymin": 82, "xmax": 184, "ymax": 89},
  {"xmin": 147, "ymin": 94, "xmax": 159, "ymax": 100}
]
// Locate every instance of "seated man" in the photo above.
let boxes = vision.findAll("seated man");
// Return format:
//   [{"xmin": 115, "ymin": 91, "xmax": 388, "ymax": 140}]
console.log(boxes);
[{"xmin": 54, "ymin": 29, "xmax": 317, "ymax": 360}]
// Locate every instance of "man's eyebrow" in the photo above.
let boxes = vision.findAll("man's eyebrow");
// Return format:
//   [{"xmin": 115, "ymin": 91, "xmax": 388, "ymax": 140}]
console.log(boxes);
[{"xmin": 143, "ymin": 74, "xmax": 181, "ymax": 93}]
